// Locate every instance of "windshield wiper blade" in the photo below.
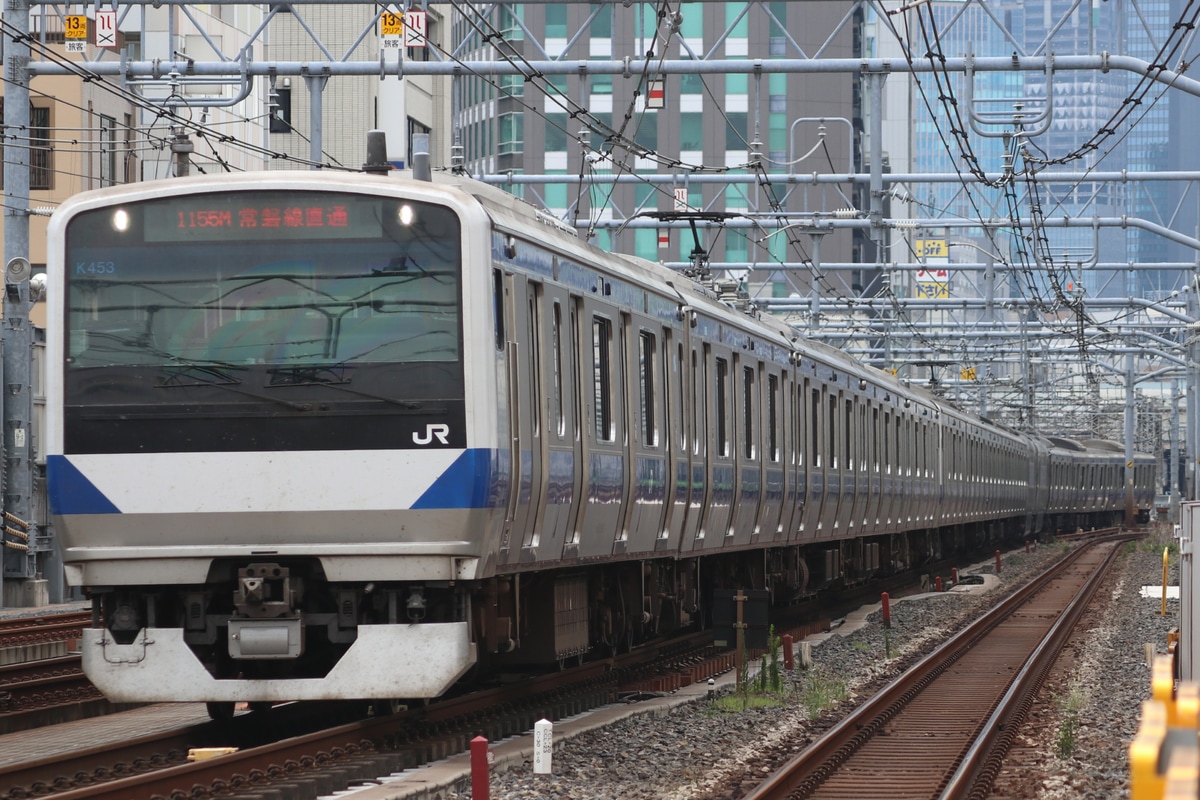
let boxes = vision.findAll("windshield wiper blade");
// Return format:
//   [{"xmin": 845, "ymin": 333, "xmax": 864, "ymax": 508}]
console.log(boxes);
[
  {"xmin": 267, "ymin": 364, "xmax": 350, "ymax": 386},
  {"xmin": 157, "ymin": 364, "xmax": 314, "ymax": 412},
  {"xmin": 157, "ymin": 364, "xmax": 244, "ymax": 387},
  {"xmin": 266, "ymin": 365, "xmax": 423, "ymax": 409}
]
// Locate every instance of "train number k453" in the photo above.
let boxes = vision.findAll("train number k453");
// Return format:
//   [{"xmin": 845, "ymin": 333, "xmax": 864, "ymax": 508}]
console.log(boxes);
[{"xmin": 75, "ymin": 261, "xmax": 116, "ymax": 274}]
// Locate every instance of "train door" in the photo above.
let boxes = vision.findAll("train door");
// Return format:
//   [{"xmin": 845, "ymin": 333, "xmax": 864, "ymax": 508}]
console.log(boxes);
[
  {"xmin": 865, "ymin": 403, "xmax": 880, "ymax": 531},
  {"xmin": 920, "ymin": 420, "xmax": 932, "ymax": 524},
  {"xmin": 538, "ymin": 285, "xmax": 580, "ymax": 562},
  {"xmin": 681, "ymin": 339, "xmax": 709, "ymax": 551},
  {"xmin": 820, "ymin": 388, "xmax": 843, "ymax": 536},
  {"xmin": 947, "ymin": 427, "xmax": 960, "ymax": 524},
  {"xmin": 577, "ymin": 304, "xmax": 628, "ymax": 558},
  {"xmin": 729, "ymin": 356, "xmax": 761, "ymax": 547},
  {"xmin": 850, "ymin": 397, "xmax": 868, "ymax": 532},
  {"xmin": 624, "ymin": 320, "xmax": 668, "ymax": 554},
  {"xmin": 809, "ymin": 383, "xmax": 828, "ymax": 535},
  {"xmin": 931, "ymin": 418, "xmax": 944, "ymax": 527},
  {"xmin": 497, "ymin": 273, "xmax": 546, "ymax": 567},
  {"xmin": 783, "ymin": 372, "xmax": 807, "ymax": 543},
  {"xmin": 901, "ymin": 412, "xmax": 912, "ymax": 528},
  {"xmin": 696, "ymin": 346, "xmax": 735, "ymax": 549},
  {"xmin": 659, "ymin": 335, "xmax": 689, "ymax": 550},
  {"xmin": 760, "ymin": 369, "xmax": 786, "ymax": 543},
  {"xmin": 879, "ymin": 409, "xmax": 893, "ymax": 531}
]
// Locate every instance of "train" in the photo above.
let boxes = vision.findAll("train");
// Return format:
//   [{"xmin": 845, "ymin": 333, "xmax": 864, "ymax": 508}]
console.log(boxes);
[{"xmin": 44, "ymin": 161, "xmax": 1156, "ymax": 718}]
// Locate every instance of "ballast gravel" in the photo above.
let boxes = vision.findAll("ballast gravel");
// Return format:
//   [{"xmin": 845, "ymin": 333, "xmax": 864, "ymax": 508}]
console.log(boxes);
[{"xmin": 440, "ymin": 526, "xmax": 1177, "ymax": 800}]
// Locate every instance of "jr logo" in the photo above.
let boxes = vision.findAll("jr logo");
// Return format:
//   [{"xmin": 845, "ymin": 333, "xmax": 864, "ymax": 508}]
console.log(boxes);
[{"xmin": 413, "ymin": 424, "xmax": 451, "ymax": 445}]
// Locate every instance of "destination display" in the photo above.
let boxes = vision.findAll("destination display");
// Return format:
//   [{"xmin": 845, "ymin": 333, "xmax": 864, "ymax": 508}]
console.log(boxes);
[{"xmin": 142, "ymin": 192, "xmax": 388, "ymax": 242}]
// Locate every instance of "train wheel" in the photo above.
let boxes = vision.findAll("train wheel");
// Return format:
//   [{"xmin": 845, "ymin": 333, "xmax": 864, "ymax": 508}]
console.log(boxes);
[{"xmin": 206, "ymin": 701, "xmax": 235, "ymax": 721}]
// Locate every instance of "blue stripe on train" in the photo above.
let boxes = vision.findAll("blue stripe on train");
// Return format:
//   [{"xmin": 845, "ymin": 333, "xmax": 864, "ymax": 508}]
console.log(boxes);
[
  {"xmin": 47, "ymin": 455, "xmax": 122, "ymax": 515},
  {"xmin": 47, "ymin": 449, "xmax": 507, "ymax": 516},
  {"xmin": 412, "ymin": 448, "xmax": 509, "ymax": 510}
]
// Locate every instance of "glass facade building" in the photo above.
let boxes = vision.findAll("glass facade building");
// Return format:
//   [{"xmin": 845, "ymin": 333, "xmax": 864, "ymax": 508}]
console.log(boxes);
[{"xmin": 451, "ymin": 2, "xmax": 862, "ymax": 273}]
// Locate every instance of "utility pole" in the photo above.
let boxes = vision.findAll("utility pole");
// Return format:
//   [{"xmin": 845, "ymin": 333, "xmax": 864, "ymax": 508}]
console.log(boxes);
[{"xmin": 2, "ymin": 0, "xmax": 47, "ymax": 606}]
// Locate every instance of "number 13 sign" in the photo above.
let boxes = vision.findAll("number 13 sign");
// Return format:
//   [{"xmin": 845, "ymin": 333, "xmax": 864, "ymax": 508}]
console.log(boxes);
[{"xmin": 94, "ymin": 9, "xmax": 117, "ymax": 48}]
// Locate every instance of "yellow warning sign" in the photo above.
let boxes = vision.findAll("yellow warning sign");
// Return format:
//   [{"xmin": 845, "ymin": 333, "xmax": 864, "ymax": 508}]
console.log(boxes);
[
  {"xmin": 65, "ymin": 15, "xmax": 87, "ymax": 38},
  {"xmin": 961, "ymin": 367, "xmax": 976, "ymax": 381},
  {"xmin": 915, "ymin": 282, "xmax": 949, "ymax": 299},
  {"xmin": 380, "ymin": 12, "xmax": 404, "ymax": 37},
  {"xmin": 914, "ymin": 239, "xmax": 947, "ymax": 258}
]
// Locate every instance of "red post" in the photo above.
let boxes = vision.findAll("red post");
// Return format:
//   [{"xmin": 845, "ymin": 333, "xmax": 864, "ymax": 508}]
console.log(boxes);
[
  {"xmin": 951, "ymin": 567, "xmax": 959, "ymax": 586},
  {"xmin": 471, "ymin": 736, "xmax": 490, "ymax": 800},
  {"xmin": 935, "ymin": 576, "xmax": 943, "ymax": 592},
  {"xmin": 995, "ymin": 550, "xmax": 1002, "ymax": 574},
  {"xmin": 881, "ymin": 592, "xmax": 891, "ymax": 629},
  {"xmin": 1025, "ymin": 540, "xmax": 1030, "ymax": 554},
  {"xmin": 782, "ymin": 634, "xmax": 794, "ymax": 671}
]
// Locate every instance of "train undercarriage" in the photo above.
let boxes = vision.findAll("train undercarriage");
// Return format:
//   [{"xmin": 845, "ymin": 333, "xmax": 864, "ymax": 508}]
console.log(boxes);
[{"xmin": 85, "ymin": 507, "xmax": 1126, "ymax": 719}]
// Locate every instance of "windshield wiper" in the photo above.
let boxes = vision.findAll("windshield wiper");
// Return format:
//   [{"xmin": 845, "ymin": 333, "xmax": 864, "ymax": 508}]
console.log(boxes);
[
  {"xmin": 157, "ymin": 364, "xmax": 244, "ymax": 387},
  {"xmin": 157, "ymin": 364, "xmax": 315, "ymax": 412},
  {"xmin": 266, "ymin": 365, "xmax": 424, "ymax": 410}
]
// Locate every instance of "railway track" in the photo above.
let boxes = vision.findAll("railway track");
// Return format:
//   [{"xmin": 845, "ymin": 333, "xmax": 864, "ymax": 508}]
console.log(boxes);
[
  {"xmin": 0, "ymin": 610, "xmax": 119, "ymax": 733},
  {"xmin": 0, "ymin": 611, "xmax": 89, "ymax": 649},
  {"xmin": 743, "ymin": 536, "xmax": 1131, "ymax": 800},
  {"xmin": 0, "ymin": 624, "xmax": 797, "ymax": 800}
]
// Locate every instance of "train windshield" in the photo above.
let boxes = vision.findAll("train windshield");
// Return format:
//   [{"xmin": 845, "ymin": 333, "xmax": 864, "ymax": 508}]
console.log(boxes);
[
  {"xmin": 65, "ymin": 191, "xmax": 461, "ymax": 368},
  {"xmin": 61, "ymin": 189, "xmax": 467, "ymax": 454}
]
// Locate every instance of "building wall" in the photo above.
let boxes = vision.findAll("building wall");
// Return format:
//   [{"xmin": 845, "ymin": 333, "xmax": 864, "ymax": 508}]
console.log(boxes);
[
  {"xmin": 265, "ymin": 4, "xmax": 451, "ymax": 172},
  {"xmin": 454, "ymin": 1, "xmax": 860, "ymax": 270}
]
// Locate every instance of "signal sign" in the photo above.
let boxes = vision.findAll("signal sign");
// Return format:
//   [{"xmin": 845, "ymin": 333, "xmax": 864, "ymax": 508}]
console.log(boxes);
[
  {"xmin": 914, "ymin": 239, "xmax": 947, "ymax": 258},
  {"xmin": 380, "ymin": 12, "xmax": 403, "ymax": 36},
  {"xmin": 647, "ymin": 78, "xmax": 665, "ymax": 109},
  {"xmin": 404, "ymin": 10, "xmax": 427, "ymax": 47},
  {"xmin": 94, "ymin": 9, "xmax": 117, "ymax": 48},
  {"xmin": 65, "ymin": 15, "xmax": 87, "ymax": 52},
  {"xmin": 65, "ymin": 15, "xmax": 87, "ymax": 37}
]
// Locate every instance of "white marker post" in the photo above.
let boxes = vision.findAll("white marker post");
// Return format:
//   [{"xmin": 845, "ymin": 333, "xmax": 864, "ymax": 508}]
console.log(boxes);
[{"xmin": 533, "ymin": 718, "xmax": 553, "ymax": 774}]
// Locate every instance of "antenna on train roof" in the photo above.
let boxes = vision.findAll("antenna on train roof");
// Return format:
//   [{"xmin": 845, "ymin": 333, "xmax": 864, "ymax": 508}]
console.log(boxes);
[
  {"xmin": 363, "ymin": 130, "xmax": 391, "ymax": 175},
  {"xmin": 411, "ymin": 133, "xmax": 432, "ymax": 182}
]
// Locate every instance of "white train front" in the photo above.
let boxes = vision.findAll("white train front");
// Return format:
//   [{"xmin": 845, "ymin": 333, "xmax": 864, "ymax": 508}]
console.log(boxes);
[{"xmin": 45, "ymin": 170, "xmax": 1155, "ymax": 715}]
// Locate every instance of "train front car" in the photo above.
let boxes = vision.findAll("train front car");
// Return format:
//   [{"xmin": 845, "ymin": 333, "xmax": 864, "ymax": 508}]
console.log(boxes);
[{"xmin": 46, "ymin": 173, "xmax": 500, "ymax": 711}]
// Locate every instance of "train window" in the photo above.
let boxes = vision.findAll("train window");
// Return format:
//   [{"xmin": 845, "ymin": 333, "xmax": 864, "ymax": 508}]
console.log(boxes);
[
  {"xmin": 872, "ymin": 407, "xmax": 879, "ymax": 473},
  {"xmin": 768, "ymin": 373, "xmax": 779, "ymax": 463},
  {"xmin": 716, "ymin": 356, "xmax": 729, "ymax": 457},
  {"xmin": 795, "ymin": 381, "xmax": 805, "ymax": 467},
  {"xmin": 905, "ymin": 417, "xmax": 913, "ymax": 476},
  {"xmin": 829, "ymin": 393, "xmax": 838, "ymax": 470},
  {"xmin": 882, "ymin": 411, "xmax": 890, "ymax": 474},
  {"xmin": 592, "ymin": 316, "xmax": 613, "ymax": 442},
  {"xmin": 922, "ymin": 423, "xmax": 929, "ymax": 478},
  {"xmin": 676, "ymin": 343, "xmax": 686, "ymax": 452},
  {"xmin": 859, "ymin": 401, "xmax": 867, "ymax": 472},
  {"xmin": 528, "ymin": 294, "xmax": 540, "ymax": 437},
  {"xmin": 743, "ymin": 365, "xmax": 755, "ymax": 460},
  {"xmin": 638, "ymin": 331, "xmax": 657, "ymax": 447},
  {"xmin": 570, "ymin": 302, "xmax": 581, "ymax": 439},
  {"xmin": 811, "ymin": 387, "xmax": 821, "ymax": 469},
  {"xmin": 844, "ymin": 398, "xmax": 852, "ymax": 471},
  {"xmin": 493, "ymin": 269, "xmax": 505, "ymax": 350},
  {"xmin": 693, "ymin": 348, "xmax": 705, "ymax": 457},
  {"xmin": 552, "ymin": 303, "xmax": 564, "ymax": 437}
]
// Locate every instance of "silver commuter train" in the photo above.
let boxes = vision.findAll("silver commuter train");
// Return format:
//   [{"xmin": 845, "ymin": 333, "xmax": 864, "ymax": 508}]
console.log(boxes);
[{"xmin": 45, "ymin": 169, "xmax": 1155, "ymax": 714}]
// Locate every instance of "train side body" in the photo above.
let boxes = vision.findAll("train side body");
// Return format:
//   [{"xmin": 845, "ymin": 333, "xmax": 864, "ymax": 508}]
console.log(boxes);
[{"xmin": 45, "ymin": 170, "xmax": 1155, "ymax": 706}]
